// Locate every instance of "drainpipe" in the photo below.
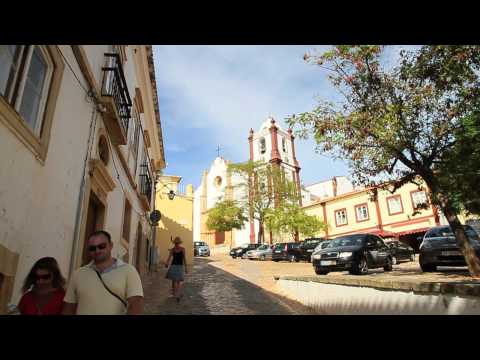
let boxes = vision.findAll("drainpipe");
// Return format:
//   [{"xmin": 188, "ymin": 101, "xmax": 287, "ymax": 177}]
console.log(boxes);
[{"xmin": 69, "ymin": 104, "xmax": 98, "ymax": 278}]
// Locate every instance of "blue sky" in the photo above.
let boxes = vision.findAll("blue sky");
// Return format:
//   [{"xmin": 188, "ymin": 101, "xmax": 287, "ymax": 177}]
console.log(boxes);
[{"xmin": 152, "ymin": 45, "xmax": 409, "ymax": 189}]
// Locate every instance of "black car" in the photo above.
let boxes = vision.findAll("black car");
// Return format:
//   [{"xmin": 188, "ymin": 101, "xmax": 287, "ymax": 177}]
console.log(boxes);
[
  {"xmin": 230, "ymin": 243, "xmax": 262, "ymax": 259},
  {"xmin": 300, "ymin": 238, "xmax": 326, "ymax": 262},
  {"xmin": 271, "ymin": 242, "xmax": 304, "ymax": 262},
  {"xmin": 194, "ymin": 241, "xmax": 210, "ymax": 257},
  {"xmin": 311, "ymin": 233, "xmax": 393, "ymax": 275},
  {"xmin": 419, "ymin": 225, "xmax": 480, "ymax": 272},
  {"xmin": 385, "ymin": 240, "xmax": 415, "ymax": 264}
]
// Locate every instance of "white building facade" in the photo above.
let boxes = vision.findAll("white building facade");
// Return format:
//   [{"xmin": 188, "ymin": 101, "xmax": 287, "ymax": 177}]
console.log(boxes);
[{"xmin": 0, "ymin": 45, "xmax": 165, "ymax": 313}]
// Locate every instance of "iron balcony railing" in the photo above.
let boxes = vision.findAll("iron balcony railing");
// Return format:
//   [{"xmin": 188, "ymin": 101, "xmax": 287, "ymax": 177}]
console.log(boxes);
[
  {"xmin": 139, "ymin": 162, "xmax": 152, "ymax": 205},
  {"xmin": 101, "ymin": 53, "xmax": 132, "ymax": 136}
]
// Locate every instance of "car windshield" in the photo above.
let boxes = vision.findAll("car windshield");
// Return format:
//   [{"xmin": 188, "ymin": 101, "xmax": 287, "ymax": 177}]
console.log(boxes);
[
  {"xmin": 274, "ymin": 243, "xmax": 286, "ymax": 250},
  {"xmin": 303, "ymin": 239, "xmax": 320, "ymax": 245},
  {"xmin": 328, "ymin": 235, "xmax": 366, "ymax": 248},
  {"xmin": 257, "ymin": 244, "xmax": 269, "ymax": 250},
  {"xmin": 194, "ymin": 242, "xmax": 206, "ymax": 246},
  {"xmin": 425, "ymin": 225, "xmax": 480, "ymax": 243},
  {"xmin": 320, "ymin": 241, "xmax": 331, "ymax": 249}
]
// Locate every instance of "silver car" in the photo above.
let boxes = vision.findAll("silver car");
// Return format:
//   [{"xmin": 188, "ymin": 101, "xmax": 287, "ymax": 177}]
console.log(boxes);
[{"xmin": 246, "ymin": 244, "xmax": 272, "ymax": 261}]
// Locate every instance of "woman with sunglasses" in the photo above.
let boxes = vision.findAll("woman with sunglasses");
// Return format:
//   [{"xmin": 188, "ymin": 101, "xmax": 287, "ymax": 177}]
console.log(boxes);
[{"xmin": 18, "ymin": 257, "xmax": 66, "ymax": 315}]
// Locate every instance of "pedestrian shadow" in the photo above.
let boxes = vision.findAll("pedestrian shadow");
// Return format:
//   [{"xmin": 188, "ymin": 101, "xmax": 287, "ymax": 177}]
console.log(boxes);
[{"xmin": 143, "ymin": 257, "xmax": 317, "ymax": 315}]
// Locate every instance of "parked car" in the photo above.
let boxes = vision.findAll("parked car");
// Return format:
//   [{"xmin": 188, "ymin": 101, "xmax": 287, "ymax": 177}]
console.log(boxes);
[
  {"xmin": 419, "ymin": 225, "xmax": 480, "ymax": 272},
  {"xmin": 311, "ymin": 233, "xmax": 393, "ymax": 275},
  {"xmin": 230, "ymin": 243, "xmax": 262, "ymax": 259},
  {"xmin": 246, "ymin": 244, "xmax": 273, "ymax": 261},
  {"xmin": 271, "ymin": 242, "xmax": 304, "ymax": 262},
  {"xmin": 385, "ymin": 240, "xmax": 415, "ymax": 264},
  {"xmin": 194, "ymin": 241, "xmax": 210, "ymax": 257},
  {"xmin": 300, "ymin": 238, "xmax": 325, "ymax": 262}
]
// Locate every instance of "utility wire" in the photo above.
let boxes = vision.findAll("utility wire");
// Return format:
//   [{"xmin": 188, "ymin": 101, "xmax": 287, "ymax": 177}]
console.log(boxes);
[{"xmin": 59, "ymin": 45, "xmax": 155, "ymax": 223}]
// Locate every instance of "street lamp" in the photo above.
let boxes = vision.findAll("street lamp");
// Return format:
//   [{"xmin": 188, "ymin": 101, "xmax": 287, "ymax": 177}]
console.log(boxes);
[{"xmin": 148, "ymin": 179, "xmax": 176, "ymax": 273}]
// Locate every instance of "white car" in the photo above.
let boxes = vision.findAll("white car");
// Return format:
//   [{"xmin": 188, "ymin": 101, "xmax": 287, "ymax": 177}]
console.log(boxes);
[{"xmin": 246, "ymin": 244, "xmax": 273, "ymax": 261}]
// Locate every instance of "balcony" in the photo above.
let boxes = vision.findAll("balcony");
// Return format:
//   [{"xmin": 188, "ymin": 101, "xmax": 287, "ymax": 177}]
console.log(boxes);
[
  {"xmin": 139, "ymin": 162, "xmax": 153, "ymax": 211},
  {"xmin": 100, "ymin": 53, "xmax": 132, "ymax": 145}
]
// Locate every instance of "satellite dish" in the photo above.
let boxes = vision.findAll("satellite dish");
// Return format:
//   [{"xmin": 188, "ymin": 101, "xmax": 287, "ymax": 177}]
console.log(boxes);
[{"xmin": 150, "ymin": 210, "xmax": 161, "ymax": 224}]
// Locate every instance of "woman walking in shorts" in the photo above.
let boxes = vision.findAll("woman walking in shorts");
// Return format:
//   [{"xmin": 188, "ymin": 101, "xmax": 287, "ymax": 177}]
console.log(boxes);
[{"xmin": 165, "ymin": 236, "xmax": 188, "ymax": 302}]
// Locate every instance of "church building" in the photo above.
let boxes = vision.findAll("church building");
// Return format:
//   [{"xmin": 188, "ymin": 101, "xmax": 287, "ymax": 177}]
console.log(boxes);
[{"xmin": 192, "ymin": 117, "xmax": 302, "ymax": 253}]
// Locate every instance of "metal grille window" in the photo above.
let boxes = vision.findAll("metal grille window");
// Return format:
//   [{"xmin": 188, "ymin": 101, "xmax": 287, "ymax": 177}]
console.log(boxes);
[
  {"xmin": 101, "ymin": 52, "xmax": 132, "ymax": 136},
  {"xmin": 0, "ymin": 45, "xmax": 53, "ymax": 136},
  {"xmin": 139, "ymin": 153, "xmax": 152, "ymax": 205}
]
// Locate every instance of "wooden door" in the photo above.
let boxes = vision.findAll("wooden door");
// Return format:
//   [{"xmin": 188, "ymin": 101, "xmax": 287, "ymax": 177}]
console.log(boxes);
[
  {"xmin": 215, "ymin": 231, "xmax": 225, "ymax": 245},
  {"xmin": 82, "ymin": 191, "xmax": 105, "ymax": 265}
]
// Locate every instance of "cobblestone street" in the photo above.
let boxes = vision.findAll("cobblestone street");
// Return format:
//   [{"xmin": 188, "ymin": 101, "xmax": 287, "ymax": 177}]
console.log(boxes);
[
  {"xmin": 142, "ymin": 256, "xmax": 316, "ymax": 315},
  {"xmin": 142, "ymin": 253, "xmax": 478, "ymax": 315}
]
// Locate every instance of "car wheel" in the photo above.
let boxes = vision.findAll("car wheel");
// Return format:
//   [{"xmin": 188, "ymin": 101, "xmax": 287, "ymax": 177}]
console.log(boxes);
[
  {"xmin": 420, "ymin": 262, "xmax": 437, "ymax": 272},
  {"xmin": 273, "ymin": 259, "xmax": 279, "ymax": 262},
  {"xmin": 352, "ymin": 256, "xmax": 368, "ymax": 275},
  {"xmin": 260, "ymin": 255, "xmax": 266, "ymax": 261},
  {"xmin": 315, "ymin": 267, "xmax": 329, "ymax": 275},
  {"xmin": 289, "ymin": 255, "xmax": 296, "ymax": 263},
  {"xmin": 391, "ymin": 256, "xmax": 397, "ymax": 265},
  {"xmin": 384, "ymin": 257, "xmax": 393, "ymax": 272}
]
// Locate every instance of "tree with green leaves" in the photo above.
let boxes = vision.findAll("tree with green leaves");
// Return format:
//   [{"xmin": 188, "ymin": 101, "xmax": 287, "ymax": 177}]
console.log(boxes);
[
  {"xmin": 287, "ymin": 45, "xmax": 480, "ymax": 277},
  {"xmin": 205, "ymin": 199, "xmax": 248, "ymax": 233},
  {"xmin": 265, "ymin": 202, "xmax": 326, "ymax": 242},
  {"xmin": 228, "ymin": 160, "xmax": 303, "ymax": 244}
]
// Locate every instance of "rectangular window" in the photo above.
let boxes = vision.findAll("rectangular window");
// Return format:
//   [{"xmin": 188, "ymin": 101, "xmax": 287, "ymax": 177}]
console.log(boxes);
[
  {"xmin": 335, "ymin": 209, "xmax": 348, "ymax": 226},
  {"xmin": 355, "ymin": 203, "xmax": 369, "ymax": 222},
  {"xmin": 122, "ymin": 199, "xmax": 132, "ymax": 243},
  {"xmin": 0, "ymin": 45, "xmax": 53, "ymax": 136},
  {"xmin": 411, "ymin": 190, "xmax": 428, "ymax": 210},
  {"xmin": 387, "ymin": 195, "xmax": 404, "ymax": 215}
]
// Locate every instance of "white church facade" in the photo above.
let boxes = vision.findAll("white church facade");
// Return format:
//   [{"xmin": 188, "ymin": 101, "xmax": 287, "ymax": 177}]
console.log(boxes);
[{"xmin": 193, "ymin": 117, "xmax": 303, "ymax": 252}]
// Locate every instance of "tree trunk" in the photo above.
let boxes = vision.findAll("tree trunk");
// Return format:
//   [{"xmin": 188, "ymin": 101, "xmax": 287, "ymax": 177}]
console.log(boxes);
[
  {"xmin": 428, "ymin": 180, "xmax": 480, "ymax": 277},
  {"xmin": 258, "ymin": 221, "xmax": 264, "ymax": 244}
]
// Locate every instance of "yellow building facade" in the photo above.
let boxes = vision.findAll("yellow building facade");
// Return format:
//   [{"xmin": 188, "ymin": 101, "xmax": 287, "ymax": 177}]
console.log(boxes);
[
  {"xmin": 155, "ymin": 175, "xmax": 194, "ymax": 266},
  {"xmin": 303, "ymin": 182, "xmax": 443, "ymax": 249}
]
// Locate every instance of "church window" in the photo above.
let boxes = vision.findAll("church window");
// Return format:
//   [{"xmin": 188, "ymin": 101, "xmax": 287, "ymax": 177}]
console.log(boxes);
[
  {"xmin": 214, "ymin": 176, "xmax": 222, "ymax": 188},
  {"xmin": 259, "ymin": 137, "xmax": 266, "ymax": 154}
]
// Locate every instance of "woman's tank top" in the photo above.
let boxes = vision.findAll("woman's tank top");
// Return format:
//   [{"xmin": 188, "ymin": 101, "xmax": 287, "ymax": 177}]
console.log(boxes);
[{"xmin": 172, "ymin": 250, "xmax": 184, "ymax": 265}]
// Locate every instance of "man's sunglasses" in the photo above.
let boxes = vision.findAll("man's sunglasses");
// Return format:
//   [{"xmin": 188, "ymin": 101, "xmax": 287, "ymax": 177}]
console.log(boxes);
[
  {"xmin": 88, "ymin": 243, "xmax": 108, "ymax": 252},
  {"xmin": 36, "ymin": 274, "xmax": 52, "ymax": 280}
]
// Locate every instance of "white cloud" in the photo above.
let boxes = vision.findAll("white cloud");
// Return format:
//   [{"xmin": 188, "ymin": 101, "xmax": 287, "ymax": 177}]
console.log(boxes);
[{"xmin": 154, "ymin": 45, "xmax": 414, "ymax": 187}]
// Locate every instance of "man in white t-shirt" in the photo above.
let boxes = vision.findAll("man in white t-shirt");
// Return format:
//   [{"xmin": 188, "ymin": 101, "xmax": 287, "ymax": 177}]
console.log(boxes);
[{"xmin": 62, "ymin": 230, "xmax": 144, "ymax": 315}]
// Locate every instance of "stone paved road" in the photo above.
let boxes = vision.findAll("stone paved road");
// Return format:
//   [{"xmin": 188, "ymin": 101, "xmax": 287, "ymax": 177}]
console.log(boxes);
[
  {"xmin": 142, "ymin": 257, "xmax": 315, "ymax": 315},
  {"xmin": 143, "ymin": 253, "xmax": 475, "ymax": 315}
]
